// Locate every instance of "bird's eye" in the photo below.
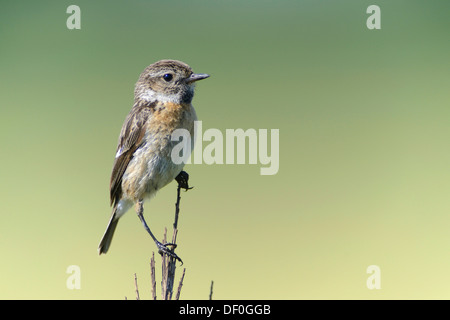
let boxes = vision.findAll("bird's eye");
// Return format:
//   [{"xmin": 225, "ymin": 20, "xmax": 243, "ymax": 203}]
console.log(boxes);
[{"xmin": 163, "ymin": 73, "xmax": 173, "ymax": 82}]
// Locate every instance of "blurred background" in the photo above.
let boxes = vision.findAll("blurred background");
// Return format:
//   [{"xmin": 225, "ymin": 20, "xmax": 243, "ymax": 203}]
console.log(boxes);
[{"xmin": 0, "ymin": 0, "xmax": 449, "ymax": 299}]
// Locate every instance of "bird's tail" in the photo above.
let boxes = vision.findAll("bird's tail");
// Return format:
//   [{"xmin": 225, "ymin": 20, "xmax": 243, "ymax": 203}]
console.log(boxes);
[{"xmin": 98, "ymin": 212, "xmax": 119, "ymax": 255}]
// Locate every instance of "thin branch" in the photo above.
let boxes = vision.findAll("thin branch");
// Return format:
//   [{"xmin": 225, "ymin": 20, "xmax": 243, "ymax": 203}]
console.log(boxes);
[
  {"xmin": 150, "ymin": 252, "xmax": 157, "ymax": 300},
  {"xmin": 173, "ymin": 184, "xmax": 182, "ymax": 230},
  {"xmin": 175, "ymin": 268, "xmax": 186, "ymax": 300},
  {"xmin": 134, "ymin": 273, "xmax": 140, "ymax": 300},
  {"xmin": 209, "ymin": 280, "xmax": 214, "ymax": 300},
  {"xmin": 161, "ymin": 229, "xmax": 169, "ymax": 299}
]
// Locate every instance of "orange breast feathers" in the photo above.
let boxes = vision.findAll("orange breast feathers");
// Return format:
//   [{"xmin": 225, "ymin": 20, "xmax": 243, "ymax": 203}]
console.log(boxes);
[{"xmin": 149, "ymin": 102, "xmax": 197, "ymax": 134}]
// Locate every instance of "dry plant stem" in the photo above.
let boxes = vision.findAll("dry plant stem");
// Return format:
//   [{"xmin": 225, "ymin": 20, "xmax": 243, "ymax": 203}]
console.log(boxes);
[
  {"xmin": 173, "ymin": 183, "xmax": 182, "ymax": 230},
  {"xmin": 175, "ymin": 268, "xmax": 186, "ymax": 300},
  {"xmin": 209, "ymin": 281, "xmax": 214, "ymax": 300},
  {"xmin": 134, "ymin": 273, "xmax": 140, "ymax": 300},
  {"xmin": 167, "ymin": 232, "xmax": 178, "ymax": 298},
  {"xmin": 150, "ymin": 252, "xmax": 157, "ymax": 300},
  {"xmin": 161, "ymin": 229, "xmax": 170, "ymax": 299}
]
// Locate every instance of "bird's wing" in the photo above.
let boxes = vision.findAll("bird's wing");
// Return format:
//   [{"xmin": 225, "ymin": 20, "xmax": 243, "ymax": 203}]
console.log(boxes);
[{"xmin": 109, "ymin": 102, "xmax": 155, "ymax": 206}]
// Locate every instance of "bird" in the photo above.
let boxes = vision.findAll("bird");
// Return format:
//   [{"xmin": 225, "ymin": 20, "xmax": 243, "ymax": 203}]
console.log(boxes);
[{"xmin": 98, "ymin": 59, "xmax": 209, "ymax": 262}]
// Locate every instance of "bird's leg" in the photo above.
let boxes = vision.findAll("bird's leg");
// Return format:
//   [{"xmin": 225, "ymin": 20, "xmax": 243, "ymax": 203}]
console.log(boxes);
[
  {"xmin": 175, "ymin": 170, "xmax": 193, "ymax": 190},
  {"xmin": 136, "ymin": 200, "xmax": 183, "ymax": 264}
]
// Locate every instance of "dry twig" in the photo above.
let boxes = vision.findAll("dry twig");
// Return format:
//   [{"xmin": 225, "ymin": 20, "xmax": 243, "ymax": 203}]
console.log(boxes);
[
  {"xmin": 209, "ymin": 281, "xmax": 214, "ymax": 300},
  {"xmin": 150, "ymin": 252, "xmax": 157, "ymax": 300},
  {"xmin": 134, "ymin": 273, "xmax": 140, "ymax": 300},
  {"xmin": 175, "ymin": 268, "xmax": 186, "ymax": 300}
]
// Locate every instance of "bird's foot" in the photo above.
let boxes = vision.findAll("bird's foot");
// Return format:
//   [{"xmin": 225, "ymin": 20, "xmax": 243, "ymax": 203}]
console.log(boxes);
[
  {"xmin": 175, "ymin": 171, "xmax": 193, "ymax": 191},
  {"xmin": 155, "ymin": 241, "xmax": 183, "ymax": 265}
]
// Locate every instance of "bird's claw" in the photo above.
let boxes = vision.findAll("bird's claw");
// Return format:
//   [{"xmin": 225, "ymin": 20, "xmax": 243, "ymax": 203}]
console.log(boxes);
[
  {"xmin": 156, "ymin": 241, "xmax": 183, "ymax": 265},
  {"xmin": 175, "ymin": 171, "xmax": 193, "ymax": 191}
]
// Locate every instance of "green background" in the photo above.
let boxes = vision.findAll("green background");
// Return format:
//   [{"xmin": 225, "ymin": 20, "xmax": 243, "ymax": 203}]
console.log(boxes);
[{"xmin": 1, "ymin": 0, "xmax": 449, "ymax": 299}]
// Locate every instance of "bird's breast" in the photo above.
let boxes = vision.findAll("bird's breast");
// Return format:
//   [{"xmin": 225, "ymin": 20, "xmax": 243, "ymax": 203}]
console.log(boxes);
[{"xmin": 121, "ymin": 102, "xmax": 197, "ymax": 201}]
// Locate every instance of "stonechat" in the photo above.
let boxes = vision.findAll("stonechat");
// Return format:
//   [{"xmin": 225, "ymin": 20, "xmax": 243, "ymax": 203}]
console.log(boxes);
[{"xmin": 98, "ymin": 60, "xmax": 209, "ymax": 261}]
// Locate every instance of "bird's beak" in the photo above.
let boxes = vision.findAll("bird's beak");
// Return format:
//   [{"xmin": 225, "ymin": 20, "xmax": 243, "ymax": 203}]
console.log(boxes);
[{"xmin": 187, "ymin": 73, "xmax": 210, "ymax": 83}]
